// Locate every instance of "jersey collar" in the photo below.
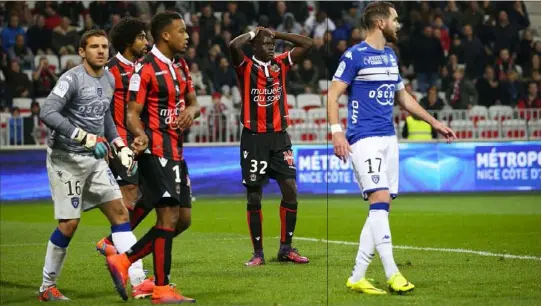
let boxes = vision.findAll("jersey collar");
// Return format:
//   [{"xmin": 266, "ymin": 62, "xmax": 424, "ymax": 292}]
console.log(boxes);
[
  {"xmin": 151, "ymin": 45, "xmax": 173, "ymax": 65},
  {"xmin": 252, "ymin": 55, "xmax": 271, "ymax": 66},
  {"xmin": 115, "ymin": 52, "xmax": 133, "ymax": 66}
]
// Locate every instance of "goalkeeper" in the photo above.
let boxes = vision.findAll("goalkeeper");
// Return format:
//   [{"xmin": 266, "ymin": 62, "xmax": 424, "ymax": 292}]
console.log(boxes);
[{"xmin": 36, "ymin": 29, "xmax": 141, "ymax": 301}]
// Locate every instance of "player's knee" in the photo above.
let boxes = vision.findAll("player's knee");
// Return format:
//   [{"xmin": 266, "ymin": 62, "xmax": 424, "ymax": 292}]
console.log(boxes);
[
  {"xmin": 174, "ymin": 218, "xmax": 191, "ymax": 237},
  {"xmin": 280, "ymin": 179, "xmax": 297, "ymax": 203},
  {"xmin": 156, "ymin": 206, "xmax": 180, "ymax": 228},
  {"xmin": 58, "ymin": 219, "xmax": 79, "ymax": 237},
  {"xmin": 110, "ymin": 200, "xmax": 130, "ymax": 224},
  {"xmin": 246, "ymin": 188, "xmax": 262, "ymax": 211},
  {"xmin": 367, "ymin": 189, "xmax": 390, "ymax": 204},
  {"xmin": 121, "ymin": 184, "xmax": 139, "ymax": 209}
]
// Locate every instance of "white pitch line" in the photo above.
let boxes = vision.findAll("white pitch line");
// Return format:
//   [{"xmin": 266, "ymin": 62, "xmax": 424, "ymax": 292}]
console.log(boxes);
[
  {"xmin": 2, "ymin": 236, "xmax": 539, "ymax": 261},
  {"xmin": 291, "ymin": 237, "xmax": 541, "ymax": 261}
]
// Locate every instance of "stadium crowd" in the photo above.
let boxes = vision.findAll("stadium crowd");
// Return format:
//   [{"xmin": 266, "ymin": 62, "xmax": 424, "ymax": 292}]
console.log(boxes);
[{"xmin": 0, "ymin": 1, "xmax": 540, "ymax": 145}]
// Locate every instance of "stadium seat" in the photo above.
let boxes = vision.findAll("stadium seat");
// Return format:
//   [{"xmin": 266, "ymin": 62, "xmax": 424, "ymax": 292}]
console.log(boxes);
[
  {"xmin": 294, "ymin": 123, "xmax": 319, "ymax": 142},
  {"xmin": 307, "ymin": 108, "xmax": 327, "ymax": 125},
  {"xmin": 318, "ymin": 79, "xmax": 330, "ymax": 93},
  {"xmin": 450, "ymin": 119, "xmax": 475, "ymax": 139},
  {"xmin": 34, "ymin": 55, "xmax": 60, "ymax": 74},
  {"xmin": 35, "ymin": 97, "xmax": 47, "ymax": 106},
  {"xmin": 60, "ymin": 55, "xmax": 82, "ymax": 69},
  {"xmin": 286, "ymin": 94, "xmax": 296, "ymax": 109},
  {"xmin": 412, "ymin": 91, "xmax": 423, "ymax": 102},
  {"xmin": 527, "ymin": 120, "xmax": 541, "ymax": 139},
  {"xmin": 468, "ymin": 105, "xmax": 488, "ymax": 127},
  {"xmin": 12, "ymin": 98, "xmax": 32, "ymax": 109},
  {"xmin": 296, "ymin": 94, "xmax": 321, "ymax": 111},
  {"xmin": 488, "ymin": 105, "xmax": 513, "ymax": 122},
  {"xmin": 198, "ymin": 95, "xmax": 213, "ymax": 109},
  {"xmin": 22, "ymin": 69, "xmax": 33, "ymax": 80},
  {"xmin": 288, "ymin": 108, "xmax": 307, "ymax": 126},
  {"xmin": 502, "ymin": 119, "xmax": 527, "ymax": 139},
  {"xmin": 477, "ymin": 120, "xmax": 500, "ymax": 139}
]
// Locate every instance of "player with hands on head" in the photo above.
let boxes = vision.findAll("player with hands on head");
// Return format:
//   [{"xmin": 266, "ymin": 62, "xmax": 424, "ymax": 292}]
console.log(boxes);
[
  {"xmin": 327, "ymin": 1, "xmax": 456, "ymax": 295},
  {"xmin": 229, "ymin": 25, "xmax": 313, "ymax": 266},
  {"xmin": 36, "ymin": 29, "xmax": 139, "ymax": 301},
  {"xmin": 105, "ymin": 11, "xmax": 199, "ymax": 304}
]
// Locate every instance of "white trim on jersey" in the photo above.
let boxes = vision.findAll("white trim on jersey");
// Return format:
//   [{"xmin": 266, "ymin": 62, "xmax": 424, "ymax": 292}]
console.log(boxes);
[{"xmin": 355, "ymin": 66, "xmax": 400, "ymax": 82}]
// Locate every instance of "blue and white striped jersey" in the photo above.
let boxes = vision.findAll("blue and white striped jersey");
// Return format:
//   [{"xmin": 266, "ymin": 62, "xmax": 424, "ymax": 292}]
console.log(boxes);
[{"xmin": 333, "ymin": 41, "xmax": 404, "ymax": 145}]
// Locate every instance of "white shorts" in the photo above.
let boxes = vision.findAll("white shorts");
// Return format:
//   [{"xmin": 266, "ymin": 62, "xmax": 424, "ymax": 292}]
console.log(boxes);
[
  {"xmin": 46, "ymin": 148, "xmax": 122, "ymax": 219},
  {"xmin": 350, "ymin": 135, "xmax": 399, "ymax": 200}
]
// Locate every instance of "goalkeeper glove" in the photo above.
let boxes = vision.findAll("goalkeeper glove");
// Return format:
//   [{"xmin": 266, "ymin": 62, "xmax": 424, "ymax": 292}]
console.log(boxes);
[
  {"xmin": 112, "ymin": 138, "xmax": 138, "ymax": 176},
  {"xmin": 73, "ymin": 129, "xmax": 110, "ymax": 159}
]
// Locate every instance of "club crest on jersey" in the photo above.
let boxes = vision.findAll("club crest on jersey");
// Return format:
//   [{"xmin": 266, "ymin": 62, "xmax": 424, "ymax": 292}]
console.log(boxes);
[
  {"xmin": 371, "ymin": 175, "xmax": 380, "ymax": 184},
  {"xmin": 71, "ymin": 197, "xmax": 80, "ymax": 208},
  {"xmin": 97, "ymin": 88, "xmax": 103, "ymax": 97},
  {"xmin": 270, "ymin": 64, "xmax": 280, "ymax": 73}
]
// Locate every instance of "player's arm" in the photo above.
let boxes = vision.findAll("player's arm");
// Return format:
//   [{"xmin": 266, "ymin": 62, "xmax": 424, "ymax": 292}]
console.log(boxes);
[
  {"xmin": 126, "ymin": 65, "xmax": 150, "ymax": 154},
  {"xmin": 229, "ymin": 27, "xmax": 263, "ymax": 67},
  {"xmin": 176, "ymin": 63, "xmax": 200, "ymax": 129},
  {"xmin": 272, "ymin": 31, "xmax": 313, "ymax": 64},
  {"xmin": 395, "ymin": 89, "xmax": 457, "ymax": 142},
  {"xmin": 327, "ymin": 80, "xmax": 348, "ymax": 131},
  {"xmin": 39, "ymin": 74, "xmax": 79, "ymax": 139}
]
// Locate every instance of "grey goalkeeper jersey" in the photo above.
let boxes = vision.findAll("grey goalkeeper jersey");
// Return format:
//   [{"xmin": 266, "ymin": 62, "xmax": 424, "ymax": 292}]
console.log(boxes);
[{"xmin": 40, "ymin": 64, "xmax": 120, "ymax": 154}]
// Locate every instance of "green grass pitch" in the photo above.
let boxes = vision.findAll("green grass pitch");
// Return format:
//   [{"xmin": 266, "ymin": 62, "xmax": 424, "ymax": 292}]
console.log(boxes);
[{"xmin": 0, "ymin": 193, "xmax": 540, "ymax": 305}]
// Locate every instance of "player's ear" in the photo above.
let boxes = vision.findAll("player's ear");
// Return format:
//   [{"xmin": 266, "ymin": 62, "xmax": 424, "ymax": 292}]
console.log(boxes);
[
  {"xmin": 78, "ymin": 47, "xmax": 85, "ymax": 58},
  {"xmin": 161, "ymin": 31, "xmax": 170, "ymax": 43}
]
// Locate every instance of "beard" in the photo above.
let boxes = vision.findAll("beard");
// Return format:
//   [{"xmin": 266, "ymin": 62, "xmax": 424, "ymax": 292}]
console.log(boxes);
[{"xmin": 383, "ymin": 27, "xmax": 397, "ymax": 44}]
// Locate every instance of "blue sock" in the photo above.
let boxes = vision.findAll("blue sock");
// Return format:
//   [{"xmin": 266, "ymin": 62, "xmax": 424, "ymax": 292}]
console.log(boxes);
[
  {"xmin": 50, "ymin": 228, "xmax": 72, "ymax": 248},
  {"xmin": 370, "ymin": 202, "xmax": 390, "ymax": 212}
]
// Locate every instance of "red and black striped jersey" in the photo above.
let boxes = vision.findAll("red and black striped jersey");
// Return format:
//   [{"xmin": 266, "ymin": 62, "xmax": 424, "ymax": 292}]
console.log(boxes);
[
  {"xmin": 128, "ymin": 46, "xmax": 194, "ymax": 161},
  {"xmin": 234, "ymin": 51, "xmax": 294, "ymax": 133},
  {"xmin": 106, "ymin": 53, "xmax": 136, "ymax": 145}
]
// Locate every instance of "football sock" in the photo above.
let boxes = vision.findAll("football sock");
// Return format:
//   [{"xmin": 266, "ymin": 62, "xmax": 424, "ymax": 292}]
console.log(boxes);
[
  {"xmin": 279, "ymin": 201, "xmax": 297, "ymax": 248},
  {"xmin": 152, "ymin": 227, "xmax": 175, "ymax": 286},
  {"xmin": 111, "ymin": 222, "xmax": 146, "ymax": 286},
  {"xmin": 126, "ymin": 226, "xmax": 159, "ymax": 263},
  {"xmin": 247, "ymin": 208, "xmax": 263, "ymax": 254},
  {"xmin": 104, "ymin": 206, "xmax": 136, "ymax": 244},
  {"xmin": 130, "ymin": 201, "xmax": 152, "ymax": 230},
  {"xmin": 350, "ymin": 219, "xmax": 375, "ymax": 283},
  {"xmin": 368, "ymin": 202, "xmax": 399, "ymax": 279},
  {"xmin": 40, "ymin": 228, "xmax": 71, "ymax": 291}
]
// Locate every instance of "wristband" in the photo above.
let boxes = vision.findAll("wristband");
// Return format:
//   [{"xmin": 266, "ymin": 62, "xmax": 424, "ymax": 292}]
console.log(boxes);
[
  {"xmin": 248, "ymin": 31, "xmax": 256, "ymax": 40},
  {"xmin": 330, "ymin": 124, "xmax": 343, "ymax": 134}
]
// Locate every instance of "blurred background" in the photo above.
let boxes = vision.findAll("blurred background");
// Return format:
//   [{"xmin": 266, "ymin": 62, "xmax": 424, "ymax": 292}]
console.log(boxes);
[{"xmin": 0, "ymin": 1, "xmax": 540, "ymax": 145}]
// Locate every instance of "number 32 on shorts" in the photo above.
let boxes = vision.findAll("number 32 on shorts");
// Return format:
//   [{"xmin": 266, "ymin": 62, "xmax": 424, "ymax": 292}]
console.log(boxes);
[{"xmin": 250, "ymin": 160, "xmax": 267, "ymax": 174}]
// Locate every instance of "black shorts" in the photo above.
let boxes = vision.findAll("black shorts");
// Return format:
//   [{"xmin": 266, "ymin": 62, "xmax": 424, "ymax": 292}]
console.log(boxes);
[
  {"xmin": 138, "ymin": 155, "xmax": 192, "ymax": 208},
  {"xmin": 109, "ymin": 155, "xmax": 139, "ymax": 186},
  {"xmin": 240, "ymin": 128, "xmax": 297, "ymax": 187}
]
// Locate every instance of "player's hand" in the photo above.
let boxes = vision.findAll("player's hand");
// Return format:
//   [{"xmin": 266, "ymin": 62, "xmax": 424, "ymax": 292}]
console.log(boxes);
[
  {"xmin": 174, "ymin": 109, "xmax": 195, "ymax": 130},
  {"xmin": 130, "ymin": 134, "xmax": 149, "ymax": 156},
  {"xmin": 432, "ymin": 121, "xmax": 457, "ymax": 143},
  {"xmin": 112, "ymin": 140, "xmax": 138, "ymax": 176},
  {"xmin": 332, "ymin": 132, "xmax": 352, "ymax": 163},
  {"xmin": 73, "ymin": 129, "xmax": 110, "ymax": 159}
]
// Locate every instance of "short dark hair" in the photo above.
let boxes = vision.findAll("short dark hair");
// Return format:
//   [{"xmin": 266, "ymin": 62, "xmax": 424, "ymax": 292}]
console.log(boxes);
[
  {"xmin": 79, "ymin": 29, "xmax": 108, "ymax": 50},
  {"xmin": 109, "ymin": 17, "xmax": 148, "ymax": 54},
  {"xmin": 363, "ymin": 1, "xmax": 395, "ymax": 30},
  {"xmin": 150, "ymin": 11, "xmax": 183, "ymax": 43}
]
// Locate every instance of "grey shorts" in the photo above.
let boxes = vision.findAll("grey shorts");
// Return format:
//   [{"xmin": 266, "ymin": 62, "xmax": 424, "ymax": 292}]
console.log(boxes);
[{"xmin": 46, "ymin": 148, "xmax": 122, "ymax": 219}]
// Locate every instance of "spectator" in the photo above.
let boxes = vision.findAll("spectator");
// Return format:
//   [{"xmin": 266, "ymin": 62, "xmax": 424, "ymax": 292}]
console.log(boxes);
[
  {"xmin": 443, "ymin": 1, "xmax": 463, "ymax": 37},
  {"xmin": 439, "ymin": 65, "xmax": 452, "ymax": 92},
  {"xmin": 79, "ymin": 15, "xmax": 99, "ymax": 37},
  {"xmin": 214, "ymin": 56, "xmax": 237, "ymax": 97},
  {"xmin": 208, "ymin": 92, "xmax": 228, "ymax": 142},
  {"xmin": 447, "ymin": 68, "xmax": 478, "ymax": 109},
  {"xmin": 493, "ymin": 11, "xmax": 519, "ymax": 56},
  {"xmin": 463, "ymin": 1, "xmax": 484, "ymax": 30},
  {"xmin": 296, "ymin": 58, "xmax": 319, "ymax": 94},
  {"xmin": 203, "ymin": 44, "xmax": 222, "ymax": 85},
  {"xmin": 89, "ymin": 1, "xmax": 111, "ymax": 28},
  {"xmin": 498, "ymin": 70, "xmax": 522, "ymax": 105},
  {"xmin": 42, "ymin": 4, "xmax": 62, "ymax": 30},
  {"xmin": 523, "ymin": 53, "xmax": 540, "ymax": 79},
  {"xmin": 8, "ymin": 34, "xmax": 34, "ymax": 70},
  {"xmin": 476, "ymin": 65, "xmax": 500, "ymax": 107},
  {"xmin": 508, "ymin": 1, "xmax": 530, "ymax": 30},
  {"xmin": 226, "ymin": 2, "xmax": 247, "ymax": 37},
  {"xmin": 60, "ymin": 59, "xmax": 77, "ymax": 75},
  {"xmin": 190, "ymin": 62, "xmax": 213, "ymax": 95},
  {"xmin": 6, "ymin": 60, "xmax": 32, "ymax": 99},
  {"xmin": 199, "ymin": 4, "xmax": 218, "ymax": 43},
  {"xmin": 210, "ymin": 23, "xmax": 228, "ymax": 59},
  {"xmin": 23, "ymin": 101, "xmax": 48, "ymax": 145},
  {"xmin": 304, "ymin": 11, "xmax": 336, "ymax": 39},
  {"xmin": 8, "ymin": 107, "xmax": 24, "ymax": 146},
  {"xmin": 52, "ymin": 17, "xmax": 80, "ymax": 55},
  {"xmin": 517, "ymin": 28, "xmax": 535, "ymax": 68},
  {"xmin": 461, "ymin": 24, "xmax": 485, "ymax": 79},
  {"xmin": 517, "ymin": 81, "xmax": 541, "ymax": 120},
  {"xmin": 412, "ymin": 25, "xmax": 445, "ymax": 93},
  {"xmin": 448, "ymin": 34, "xmax": 465, "ymax": 64},
  {"xmin": 184, "ymin": 46, "xmax": 200, "ymax": 68},
  {"xmin": 433, "ymin": 16, "xmax": 450, "ymax": 54},
  {"xmin": 420, "ymin": 85, "xmax": 445, "ymax": 112},
  {"xmin": 1, "ymin": 14, "xmax": 25, "ymax": 51},
  {"xmin": 25, "ymin": 14, "xmax": 54, "ymax": 55},
  {"xmin": 57, "ymin": 1, "xmax": 85, "ymax": 26},
  {"xmin": 495, "ymin": 48, "xmax": 515, "ymax": 81},
  {"xmin": 307, "ymin": 37, "xmax": 330, "ymax": 80},
  {"xmin": 332, "ymin": 18, "xmax": 352, "ymax": 43},
  {"xmin": 32, "ymin": 57, "xmax": 57, "ymax": 97},
  {"xmin": 277, "ymin": 13, "xmax": 303, "ymax": 35},
  {"xmin": 402, "ymin": 114, "xmax": 436, "ymax": 140},
  {"xmin": 348, "ymin": 27, "xmax": 364, "ymax": 46},
  {"xmin": 269, "ymin": 1, "xmax": 288, "ymax": 29}
]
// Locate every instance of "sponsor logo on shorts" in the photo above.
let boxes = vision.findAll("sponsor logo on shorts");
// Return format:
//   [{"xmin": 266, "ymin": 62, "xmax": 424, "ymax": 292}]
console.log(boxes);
[
  {"xmin": 371, "ymin": 175, "xmax": 380, "ymax": 184},
  {"xmin": 250, "ymin": 174, "xmax": 257, "ymax": 182},
  {"xmin": 283, "ymin": 150, "xmax": 296, "ymax": 169}
]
